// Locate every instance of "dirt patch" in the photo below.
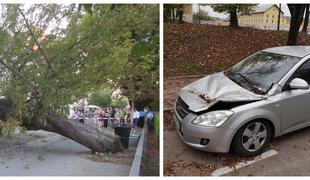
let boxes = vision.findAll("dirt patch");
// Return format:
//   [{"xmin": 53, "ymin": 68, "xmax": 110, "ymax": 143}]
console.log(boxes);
[
  {"xmin": 77, "ymin": 150, "xmax": 135, "ymax": 165},
  {"xmin": 164, "ymin": 22, "xmax": 310, "ymax": 78},
  {"xmin": 164, "ymin": 110, "xmax": 176, "ymax": 131}
]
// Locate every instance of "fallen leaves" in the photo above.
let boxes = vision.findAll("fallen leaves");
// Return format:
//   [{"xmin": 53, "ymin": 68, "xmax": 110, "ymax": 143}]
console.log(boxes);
[
  {"xmin": 164, "ymin": 22, "xmax": 310, "ymax": 78},
  {"xmin": 164, "ymin": 159, "xmax": 215, "ymax": 176},
  {"xmin": 164, "ymin": 110, "xmax": 176, "ymax": 131},
  {"xmin": 77, "ymin": 150, "xmax": 134, "ymax": 165}
]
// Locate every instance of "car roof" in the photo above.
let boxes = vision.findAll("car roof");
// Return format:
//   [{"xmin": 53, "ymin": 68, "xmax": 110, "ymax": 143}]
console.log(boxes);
[{"xmin": 262, "ymin": 46, "xmax": 310, "ymax": 58}]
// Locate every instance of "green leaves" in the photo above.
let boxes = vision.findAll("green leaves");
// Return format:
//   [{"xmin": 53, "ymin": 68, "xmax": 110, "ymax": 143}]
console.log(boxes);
[
  {"xmin": 210, "ymin": 4, "xmax": 257, "ymax": 15},
  {"xmin": 0, "ymin": 4, "xmax": 159, "ymax": 125},
  {"xmin": 89, "ymin": 89, "xmax": 113, "ymax": 108}
]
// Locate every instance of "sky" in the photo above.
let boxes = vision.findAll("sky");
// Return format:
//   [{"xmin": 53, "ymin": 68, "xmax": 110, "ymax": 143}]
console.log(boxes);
[{"xmin": 193, "ymin": 4, "xmax": 291, "ymax": 19}]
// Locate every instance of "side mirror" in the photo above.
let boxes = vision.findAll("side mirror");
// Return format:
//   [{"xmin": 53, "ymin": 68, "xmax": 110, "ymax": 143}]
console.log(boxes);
[{"xmin": 289, "ymin": 78, "xmax": 309, "ymax": 90}]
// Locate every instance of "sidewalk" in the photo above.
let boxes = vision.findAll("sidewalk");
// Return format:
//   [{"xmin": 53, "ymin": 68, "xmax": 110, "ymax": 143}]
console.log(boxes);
[
  {"xmin": 164, "ymin": 75, "xmax": 205, "ymax": 110},
  {"xmin": 0, "ymin": 130, "xmax": 134, "ymax": 176}
]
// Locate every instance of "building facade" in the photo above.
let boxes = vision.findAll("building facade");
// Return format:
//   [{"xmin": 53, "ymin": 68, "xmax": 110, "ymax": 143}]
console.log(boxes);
[
  {"xmin": 238, "ymin": 5, "xmax": 290, "ymax": 30},
  {"xmin": 238, "ymin": 4, "xmax": 309, "ymax": 31}
]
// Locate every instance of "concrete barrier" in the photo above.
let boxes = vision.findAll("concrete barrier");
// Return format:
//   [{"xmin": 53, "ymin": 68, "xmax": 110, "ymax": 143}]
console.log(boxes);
[{"xmin": 129, "ymin": 126, "xmax": 147, "ymax": 176}]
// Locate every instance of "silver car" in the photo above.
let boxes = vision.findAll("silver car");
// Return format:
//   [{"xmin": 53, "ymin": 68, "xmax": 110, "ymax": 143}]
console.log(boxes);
[{"xmin": 173, "ymin": 46, "xmax": 310, "ymax": 157}]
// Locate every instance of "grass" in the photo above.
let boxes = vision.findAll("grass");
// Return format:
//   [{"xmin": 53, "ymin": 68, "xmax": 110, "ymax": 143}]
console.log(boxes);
[{"xmin": 154, "ymin": 112, "xmax": 160, "ymax": 137}]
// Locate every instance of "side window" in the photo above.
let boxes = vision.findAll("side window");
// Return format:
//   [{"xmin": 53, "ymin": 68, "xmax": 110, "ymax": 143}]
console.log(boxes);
[{"xmin": 284, "ymin": 59, "xmax": 310, "ymax": 90}]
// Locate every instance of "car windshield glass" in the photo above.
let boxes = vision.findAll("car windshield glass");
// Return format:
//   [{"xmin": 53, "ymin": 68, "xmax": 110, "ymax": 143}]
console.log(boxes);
[{"xmin": 224, "ymin": 51, "xmax": 301, "ymax": 94}]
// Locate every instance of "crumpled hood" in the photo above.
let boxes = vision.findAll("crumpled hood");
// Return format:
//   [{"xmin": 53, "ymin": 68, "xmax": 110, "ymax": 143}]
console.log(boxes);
[{"xmin": 179, "ymin": 72, "xmax": 267, "ymax": 112}]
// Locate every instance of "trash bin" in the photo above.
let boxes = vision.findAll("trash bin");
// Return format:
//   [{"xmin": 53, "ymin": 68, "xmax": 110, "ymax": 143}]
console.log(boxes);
[
  {"xmin": 103, "ymin": 118, "xmax": 108, "ymax": 128},
  {"xmin": 114, "ymin": 124, "xmax": 132, "ymax": 148}
]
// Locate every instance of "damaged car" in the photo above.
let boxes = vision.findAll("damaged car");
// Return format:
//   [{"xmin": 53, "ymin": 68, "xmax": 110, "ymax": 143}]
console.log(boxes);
[{"xmin": 173, "ymin": 46, "xmax": 310, "ymax": 157}]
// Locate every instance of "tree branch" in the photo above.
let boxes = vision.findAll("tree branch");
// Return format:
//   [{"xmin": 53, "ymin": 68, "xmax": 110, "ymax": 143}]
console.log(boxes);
[
  {"xmin": 18, "ymin": 8, "xmax": 54, "ymax": 75},
  {"xmin": 0, "ymin": 58, "xmax": 32, "ymax": 85}
]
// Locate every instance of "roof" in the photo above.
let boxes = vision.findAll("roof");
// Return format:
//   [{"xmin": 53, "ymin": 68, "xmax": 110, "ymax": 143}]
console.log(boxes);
[
  {"xmin": 263, "ymin": 46, "xmax": 310, "ymax": 58},
  {"xmin": 252, "ymin": 4, "xmax": 284, "ymax": 14}
]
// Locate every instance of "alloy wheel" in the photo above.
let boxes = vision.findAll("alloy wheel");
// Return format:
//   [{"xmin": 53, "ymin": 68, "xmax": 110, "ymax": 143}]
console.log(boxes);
[{"xmin": 241, "ymin": 122, "xmax": 267, "ymax": 152}]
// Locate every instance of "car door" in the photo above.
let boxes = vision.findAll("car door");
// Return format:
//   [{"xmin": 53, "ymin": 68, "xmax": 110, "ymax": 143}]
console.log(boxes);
[{"xmin": 279, "ymin": 59, "xmax": 310, "ymax": 134}]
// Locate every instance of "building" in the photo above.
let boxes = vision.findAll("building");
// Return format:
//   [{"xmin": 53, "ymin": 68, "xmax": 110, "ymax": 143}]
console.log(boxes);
[
  {"xmin": 238, "ymin": 4, "xmax": 309, "ymax": 31},
  {"xmin": 181, "ymin": 4, "xmax": 193, "ymax": 23}
]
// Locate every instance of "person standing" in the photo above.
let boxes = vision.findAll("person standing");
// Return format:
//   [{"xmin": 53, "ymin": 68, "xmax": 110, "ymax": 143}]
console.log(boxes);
[
  {"xmin": 125, "ymin": 108, "xmax": 132, "ymax": 124},
  {"xmin": 120, "ymin": 109, "xmax": 125, "ymax": 124},
  {"xmin": 115, "ymin": 109, "xmax": 120, "ymax": 124},
  {"xmin": 138, "ymin": 110, "xmax": 146, "ymax": 128},
  {"xmin": 97, "ymin": 110, "xmax": 104, "ymax": 129},
  {"xmin": 132, "ymin": 109, "xmax": 140, "ymax": 129},
  {"xmin": 110, "ymin": 107, "xmax": 116, "ymax": 126},
  {"xmin": 146, "ymin": 111, "xmax": 154, "ymax": 129},
  {"xmin": 69, "ymin": 107, "xmax": 75, "ymax": 120}
]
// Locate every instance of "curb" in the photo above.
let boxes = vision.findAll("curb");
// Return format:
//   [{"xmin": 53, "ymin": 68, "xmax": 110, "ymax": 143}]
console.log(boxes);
[{"xmin": 129, "ymin": 127, "xmax": 146, "ymax": 176}]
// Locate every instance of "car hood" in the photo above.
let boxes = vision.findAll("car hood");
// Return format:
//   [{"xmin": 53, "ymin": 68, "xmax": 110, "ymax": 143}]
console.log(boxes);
[{"xmin": 179, "ymin": 72, "xmax": 267, "ymax": 112}]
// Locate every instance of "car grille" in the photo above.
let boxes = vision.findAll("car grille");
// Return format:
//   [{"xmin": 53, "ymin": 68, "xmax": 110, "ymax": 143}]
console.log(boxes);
[{"xmin": 175, "ymin": 97, "xmax": 190, "ymax": 119}]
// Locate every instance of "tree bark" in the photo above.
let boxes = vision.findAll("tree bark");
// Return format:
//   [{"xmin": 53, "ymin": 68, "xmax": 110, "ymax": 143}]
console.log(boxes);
[
  {"xmin": 287, "ymin": 4, "xmax": 307, "ymax": 45},
  {"xmin": 230, "ymin": 7, "xmax": 239, "ymax": 28},
  {"xmin": 277, "ymin": 4, "xmax": 282, "ymax": 31},
  {"xmin": 42, "ymin": 113, "xmax": 123, "ymax": 153},
  {"xmin": 302, "ymin": 5, "xmax": 309, "ymax": 32}
]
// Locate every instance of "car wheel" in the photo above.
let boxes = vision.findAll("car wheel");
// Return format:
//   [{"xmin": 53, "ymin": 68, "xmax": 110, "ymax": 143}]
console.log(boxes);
[{"xmin": 232, "ymin": 120, "xmax": 271, "ymax": 157}]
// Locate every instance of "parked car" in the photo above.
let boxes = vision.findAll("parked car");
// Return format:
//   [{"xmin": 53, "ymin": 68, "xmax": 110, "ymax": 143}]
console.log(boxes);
[{"xmin": 173, "ymin": 46, "xmax": 310, "ymax": 157}]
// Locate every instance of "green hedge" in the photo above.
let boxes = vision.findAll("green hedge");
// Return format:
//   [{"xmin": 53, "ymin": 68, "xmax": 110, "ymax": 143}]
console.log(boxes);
[{"xmin": 153, "ymin": 112, "xmax": 160, "ymax": 137}]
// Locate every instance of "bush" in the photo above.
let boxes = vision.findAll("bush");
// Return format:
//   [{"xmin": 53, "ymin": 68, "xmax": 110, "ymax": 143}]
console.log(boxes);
[
  {"xmin": 111, "ymin": 98, "xmax": 128, "ymax": 109},
  {"xmin": 89, "ymin": 89, "xmax": 113, "ymax": 107}
]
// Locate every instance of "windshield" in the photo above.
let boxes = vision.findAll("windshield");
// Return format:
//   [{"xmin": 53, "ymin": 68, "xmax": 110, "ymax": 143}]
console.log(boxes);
[{"xmin": 224, "ymin": 51, "xmax": 301, "ymax": 94}]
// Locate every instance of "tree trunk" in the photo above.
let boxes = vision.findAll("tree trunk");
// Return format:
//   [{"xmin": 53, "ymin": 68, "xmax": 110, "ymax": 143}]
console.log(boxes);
[
  {"xmin": 302, "ymin": 5, "xmax": 309, "ymax": 32},
  {"xmin": 0, "ymin": 98, "xmax": 123, "ymax": 153},
  {"xmin": 287, "ymin": 4, "xmax": 307, "ymax": 45},
  {"xmin": 42, "ymin": 113, "xmax": 123, "ymax": 153},
  {"xmin": 230, "ymin": 7, "xmax": 239, "ymax": 28},
  {"xmin": 277, "ymin": 4, "xmax": 282, "ymax": 31}
]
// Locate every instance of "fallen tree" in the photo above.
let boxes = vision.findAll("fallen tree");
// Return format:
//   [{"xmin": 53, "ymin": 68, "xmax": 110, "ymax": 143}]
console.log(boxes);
[
  {"xmin": 0, "ymin": 4, "xmax": 158, "ymax": 152},
  {"xmin": 0, "ymin": 96, "xmax": 122, "ymax": 152}
]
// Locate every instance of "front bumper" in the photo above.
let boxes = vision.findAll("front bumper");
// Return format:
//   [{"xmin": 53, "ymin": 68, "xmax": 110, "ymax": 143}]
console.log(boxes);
[{"xmin": 173, "ymin": 110, "xmax": 235, "ymax": 153}]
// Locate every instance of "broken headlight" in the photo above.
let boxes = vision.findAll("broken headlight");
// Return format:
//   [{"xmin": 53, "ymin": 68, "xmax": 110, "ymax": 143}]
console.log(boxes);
[{"xmin": 191, "ymin": 110, "xmax": 233, "ymax": 127}]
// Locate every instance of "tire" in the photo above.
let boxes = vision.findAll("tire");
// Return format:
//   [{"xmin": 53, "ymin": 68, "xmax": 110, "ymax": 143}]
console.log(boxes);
[{"xmin": 232, "ymin": 120, "xmax": 272, "ymax": 157}]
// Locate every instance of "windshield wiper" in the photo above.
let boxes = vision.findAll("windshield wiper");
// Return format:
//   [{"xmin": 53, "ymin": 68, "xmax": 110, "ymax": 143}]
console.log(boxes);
[
  {"xmin": 235, "ymin": 72, "xmax": 250, "ymax": 83},
  {"xmin": 234, "ymin": 72, "xmax": 260, "ymax": 93},
  {"xmin": 225, "ymin": 71, "xmax": 262, "ymax": 94}
]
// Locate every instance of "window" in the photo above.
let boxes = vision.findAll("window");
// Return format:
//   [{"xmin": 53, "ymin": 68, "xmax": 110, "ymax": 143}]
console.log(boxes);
[
  {"xmin": 267, "ymin": 14, "xmax": 269, "ymax": 17},
  {"xmin": 266, "ymin": 19, "xmax": 268, "ymax": 23},
  {"xmin": 272, "ymin": 20, "xmax": 273, "ymax": 23},
  {"xmin": 272, "ymin": 15, "xmax": 274, "ymax": 18},
  {"xmin": 288, "ymin": 59, "xmax": 310, "ymax": 84}
]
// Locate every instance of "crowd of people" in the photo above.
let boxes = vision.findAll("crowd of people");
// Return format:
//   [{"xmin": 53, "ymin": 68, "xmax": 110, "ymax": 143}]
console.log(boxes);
[{"xmin": 68, "ymin": 106, "xmax": 154, "ymax": 130}]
